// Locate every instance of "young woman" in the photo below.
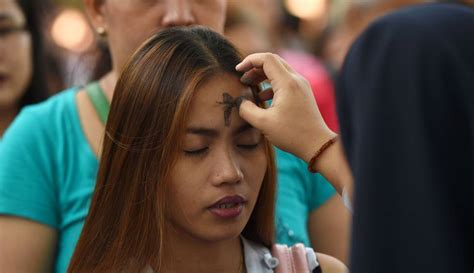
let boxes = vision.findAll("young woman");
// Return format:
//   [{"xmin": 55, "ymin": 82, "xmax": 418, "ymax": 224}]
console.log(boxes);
[
  {"xmin": 68, "ymin": 27, "xmax": 346, "ymax": 273},
  {"xmin": 0, "ymin": 1, "xmax": 348, "ymax": 272},
  {"xmin": 0, "ymin": 0, "xmax": 62, "ymax": 136}
]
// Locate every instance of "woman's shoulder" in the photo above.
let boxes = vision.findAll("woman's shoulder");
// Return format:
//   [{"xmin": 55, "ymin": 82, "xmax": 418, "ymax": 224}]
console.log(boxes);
[
  {"xmin": 4, "ymin": 87, "xmax": 80, "ymax": 137},
  {"xmin": 1, "ymin": 86, "xmax": 83, "ymax": 157},
  {"xmin": 20, "ymin": 87, "xmax": 80, "ymax": 117}
]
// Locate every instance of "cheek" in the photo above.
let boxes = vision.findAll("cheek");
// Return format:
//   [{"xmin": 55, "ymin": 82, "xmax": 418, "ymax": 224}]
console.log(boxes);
[
  {"xmin": 195, "ymin": 1, "xmax": 227, "ymax": 33},
  {"xmin": 105, "ymin": 7, "xmax": 159, "ymax": 69},
  {"xmin": 12, "ymin": 35, "xmax": 33, "ymax": 92},
  {"xmin": 243, "ymin": 148, "xmax": 268, "ymax": 192},
  {"xmin": 167, "ymin": 159, "xmax": 204, "ymax": 215}
]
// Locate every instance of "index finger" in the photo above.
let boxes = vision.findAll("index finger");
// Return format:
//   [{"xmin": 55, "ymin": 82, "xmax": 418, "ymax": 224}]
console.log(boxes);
[{"xmin": 236, "ymin": 53, "xmax": 291, "ymax": 83}]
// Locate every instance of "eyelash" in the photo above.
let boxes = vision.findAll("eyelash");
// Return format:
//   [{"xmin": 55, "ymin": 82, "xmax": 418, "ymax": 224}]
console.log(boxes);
[
  {"xmin": 184, "ymin": 147, "xmax": 209, "ymax": 156},
  {"xmin": 183, "ymin": 143, "xmax": 259, "ymax": 157},
  {"xmin": 237, "ymin": 143, "xmax": 260, "ymax": 150}
]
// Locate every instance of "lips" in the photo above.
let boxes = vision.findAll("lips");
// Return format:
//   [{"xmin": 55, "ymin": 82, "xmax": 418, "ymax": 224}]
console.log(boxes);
[{"xmin": 208, "ymin": 195, "xmax": 246, "ymax": 219}]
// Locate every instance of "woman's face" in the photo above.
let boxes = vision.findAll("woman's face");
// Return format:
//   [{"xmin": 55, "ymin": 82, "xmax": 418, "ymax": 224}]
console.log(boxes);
[
  {"xmin": 0, "ymin": 0, "xmax": 32, "ymax": 108},
  {"xmin": 167, "ymin": 73, "xmax": 267, "ymax": 243},
  {"xmin": 90, "ymin": 0, "xmax": 227, "ymax": 74}
]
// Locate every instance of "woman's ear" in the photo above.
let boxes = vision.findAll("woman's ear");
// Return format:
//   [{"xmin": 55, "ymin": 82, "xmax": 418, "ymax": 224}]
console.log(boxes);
[{"xmin": 83, "ymin": 0, "xmax": 107, "ymax": 34}]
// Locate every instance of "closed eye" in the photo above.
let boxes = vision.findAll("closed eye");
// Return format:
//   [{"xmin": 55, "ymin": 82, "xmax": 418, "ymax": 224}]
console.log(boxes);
[
  {"xmin": 184, "ymin": 147, "xmax": 209, "ymax": 156},
  {"xmin": 237, "ymin": 143, "xmax": 259, "ymax": 150}
]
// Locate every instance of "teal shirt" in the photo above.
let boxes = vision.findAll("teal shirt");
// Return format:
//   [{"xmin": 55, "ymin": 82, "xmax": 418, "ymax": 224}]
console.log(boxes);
[
  {"xmin": 0, "ymin": 88, "xmax": 335, "ymax": 273},
  {"xmin": 0, "ymin": 89, "xmax": 98, "ymax": 273},
  {"xmin": 274, "ymin": 148, "xmax": 336, "ymax": 247}
]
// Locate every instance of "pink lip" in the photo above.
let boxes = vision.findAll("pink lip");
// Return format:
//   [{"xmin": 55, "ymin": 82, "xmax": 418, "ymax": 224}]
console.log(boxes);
[{"xmin": 208, "ymin": 195, "xmax": 246, "ymax": 219}]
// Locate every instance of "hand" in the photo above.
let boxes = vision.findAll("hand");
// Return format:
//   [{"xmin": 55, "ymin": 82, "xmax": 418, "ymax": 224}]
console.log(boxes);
[{"xmin": 236, "ymin": 53, "xmax": 337, "ymax": 163}]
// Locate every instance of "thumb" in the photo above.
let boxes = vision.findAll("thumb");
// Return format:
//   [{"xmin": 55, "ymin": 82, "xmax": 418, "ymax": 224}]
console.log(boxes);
[{"xmin": 238, "ymin": 99, "xmax": 268, "ymax": 130}]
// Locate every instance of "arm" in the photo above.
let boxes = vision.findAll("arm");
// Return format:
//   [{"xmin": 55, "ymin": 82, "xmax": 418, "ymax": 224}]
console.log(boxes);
[
  {"xmin": 0, "ymin": 107, "xmax": 61, "ymax": 273},
  {"xmin": 0, "ymin": 216, "xmax": 57, "ymax": 273},
  {"xmin": 316, "ymin": 252, "xmax": 348, "ymax": 273},
  {"xmin": 309, "ymin": 196, "xmax": 350, "ymax": 265}
]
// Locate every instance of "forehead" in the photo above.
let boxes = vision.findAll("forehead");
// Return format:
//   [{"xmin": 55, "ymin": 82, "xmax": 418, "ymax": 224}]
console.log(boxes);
[
  {"xmin": 0, "ymin": 0, "xmax": 25, "ymax": 23},
  {"xmin": 187, "ymin": 73, "xmax": 253, "ymax": 125}
]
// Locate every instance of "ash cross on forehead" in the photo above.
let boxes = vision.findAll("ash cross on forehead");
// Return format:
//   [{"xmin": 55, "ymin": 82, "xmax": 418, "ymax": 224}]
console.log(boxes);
[{"xmin": 217, "ymin": 92, "xmax": 246, "ymax": 127}]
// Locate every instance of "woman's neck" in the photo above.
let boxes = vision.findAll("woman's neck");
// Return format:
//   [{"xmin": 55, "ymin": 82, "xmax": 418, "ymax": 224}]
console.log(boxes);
[
  {"xmin": 0, "ymin": 105, "xmax": 18, "ymax": 137},
  {"xmin": 161, "ymin": 227, "xmax": 245, "ymax": 273},
  {"xmin": 98, "ymin": 71, "xmax": 118, "ymax": 102}
]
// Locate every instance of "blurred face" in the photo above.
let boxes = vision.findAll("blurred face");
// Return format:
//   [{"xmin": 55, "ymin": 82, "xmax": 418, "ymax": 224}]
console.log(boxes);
[
  {"xmin": 89, "ymin": 0, "xmax": 227, "ymax": 73},
  {"xmin": 226, "ymin": 23, "xmax": 271, "ymax": 55},
  {"xmin": 0, "ymin": 0, "xmax": 32, "ymax": 108},
  {"xmin": 167, "ymin": 73, "xmax": 267, "ymax": 243}
]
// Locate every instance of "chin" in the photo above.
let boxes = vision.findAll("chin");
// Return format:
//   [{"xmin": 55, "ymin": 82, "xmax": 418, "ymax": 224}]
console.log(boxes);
[
  {"xmin": 200, "ymin": 220, "xmax": 247, "ymax": 242},
  {"xmin": 185, "ymin": 218, "xmax": 248, "ymax": 244}
]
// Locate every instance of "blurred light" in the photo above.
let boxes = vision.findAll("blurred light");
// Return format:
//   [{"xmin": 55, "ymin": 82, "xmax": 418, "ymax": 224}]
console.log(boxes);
[
  {"xmin": 284, "ymin": 0, "xmax": 326, "ymax": 20},
  {"xmin": 51, "ymin": 9, "xmax": 93, "ymax": 53}
]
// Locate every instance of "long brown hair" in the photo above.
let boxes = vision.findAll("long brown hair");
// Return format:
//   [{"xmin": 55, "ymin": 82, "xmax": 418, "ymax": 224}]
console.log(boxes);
[{"xmin": 68, "ymin": 26, "xmax": 276, "ymax": 273}]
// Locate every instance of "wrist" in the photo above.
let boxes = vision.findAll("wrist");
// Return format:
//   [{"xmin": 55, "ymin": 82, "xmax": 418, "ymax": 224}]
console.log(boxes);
[
  {"xmin": 307, "ymin": 135, "xmax": 339, "ymax": 173},
  {"xmin": 300, "ymin": 130, "xmax": 338, "ymax": 163},
  {"xmin": 312, "ymin": 141, "xmax": 353, "ymax": 194}
]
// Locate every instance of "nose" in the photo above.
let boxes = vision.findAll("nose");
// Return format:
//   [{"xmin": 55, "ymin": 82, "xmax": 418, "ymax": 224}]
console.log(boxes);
[
  {"xmin": 162, "ymin": 0, "xmax": 195, "ymax": 27},
  {"xmin": 210, "ymin": 149, "xmax": 244, "ymax": 187}
]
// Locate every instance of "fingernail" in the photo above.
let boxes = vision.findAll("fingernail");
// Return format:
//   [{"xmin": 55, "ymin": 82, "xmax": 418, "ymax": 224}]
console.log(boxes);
[
  {"xmin": 235, "ymin": 62, "xmax": 243, "ymax": 70},
  {"xmin": 240, "ymin": 77, "xmax": 252, "ymax": 85},
  {"xmin": 240, "ymin": 73, "xmax": 256, "ymax": 85},
  {"xmin": 235, "ymin": 96, "xmax": 247, "ymax": 110}
]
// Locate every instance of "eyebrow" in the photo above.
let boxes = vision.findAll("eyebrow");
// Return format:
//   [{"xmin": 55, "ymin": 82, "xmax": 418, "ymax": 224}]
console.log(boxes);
[
  {"xmin": 186, "ymin": 123, "xmax": 256, "ymax": 138},
  {"xmin": 0, "ymin": 14, "xmax": 15, "ymax": 22}
]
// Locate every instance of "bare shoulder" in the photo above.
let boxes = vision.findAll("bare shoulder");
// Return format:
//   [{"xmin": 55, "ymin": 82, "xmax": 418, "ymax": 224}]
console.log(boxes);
[
  {"xmin": 0, "ymin": 216, "xmax": 57, "ymax": 273},
  {"xmin": 316, "ymin": 252, "xmax": 348, "ymax": 273},
  {"xmin": 75, "ymin": 88, "xmax": 104, "ymax": 157}
]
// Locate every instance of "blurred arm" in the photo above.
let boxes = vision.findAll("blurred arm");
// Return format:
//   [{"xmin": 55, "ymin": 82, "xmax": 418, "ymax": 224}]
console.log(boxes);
[{"xmin": 0, "ymin": 216, "xmax": 57, "ymax": 273}]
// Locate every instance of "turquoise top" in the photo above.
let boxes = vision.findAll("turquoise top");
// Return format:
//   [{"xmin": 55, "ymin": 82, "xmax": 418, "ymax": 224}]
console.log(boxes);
[
  {"xmin": 0, "ymin": 88, "xmax": 335, "ymax": 273},
  {"xmin": 0, "ymin": 89, "xmax": 98, "ymax": 273},
  {"xmin": 274, "ymin": 148, "xmax": 336, "ymax": 247}
]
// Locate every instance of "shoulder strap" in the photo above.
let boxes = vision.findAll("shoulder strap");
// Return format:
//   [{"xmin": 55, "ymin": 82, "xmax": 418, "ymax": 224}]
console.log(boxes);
[
  {"xmin": 271, "ymin": 244, "xmax": 310, "ymax": 273},
  {"xmin": 85, "ymin": 81, "xmax": 110, "ymax": 125}
]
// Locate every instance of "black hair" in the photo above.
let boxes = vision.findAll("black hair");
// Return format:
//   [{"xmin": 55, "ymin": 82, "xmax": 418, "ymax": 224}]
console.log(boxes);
[{"xmin": 16, "ymin": 0, "xmax": 64, "ymax": 108}]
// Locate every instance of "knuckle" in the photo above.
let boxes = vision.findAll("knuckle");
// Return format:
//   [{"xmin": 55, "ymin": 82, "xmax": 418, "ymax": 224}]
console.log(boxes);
[{"xmin": 285, "ymin": 76, "xmax": 300, "ymax": 90}]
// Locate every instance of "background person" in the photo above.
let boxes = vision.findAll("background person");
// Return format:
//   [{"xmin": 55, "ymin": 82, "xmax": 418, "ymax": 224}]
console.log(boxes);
[{"xmin": 0, "ymin": 0, "xmax": 63, "ymax": 136}]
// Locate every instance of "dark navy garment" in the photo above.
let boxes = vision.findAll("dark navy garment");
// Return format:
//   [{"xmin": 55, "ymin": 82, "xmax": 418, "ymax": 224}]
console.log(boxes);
[{"xmin": 336, "ymin": 4, "xmax": 474, "ymax": 273}]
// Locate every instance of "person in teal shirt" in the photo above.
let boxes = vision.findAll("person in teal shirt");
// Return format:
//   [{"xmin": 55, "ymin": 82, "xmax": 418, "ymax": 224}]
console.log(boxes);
[{"xmin": 0, "ymin": 1, "xmax": 349, "ymax": 272}]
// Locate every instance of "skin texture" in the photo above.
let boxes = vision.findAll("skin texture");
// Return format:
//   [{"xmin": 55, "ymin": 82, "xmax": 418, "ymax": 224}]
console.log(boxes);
[
  {"xmin": 0, "ymin": 216, "xmax": 57, "ymax": 273},
  {"xmin": 163, "ymin": 73, "xmax": 267, "ymax": 273},
  {"xmin": 0, "ymin": 0, "xmax": 32, "ymax": 134},
  {"xmin": 309, "ymin": 196, "xmax": 350, "ymax": 264}
]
